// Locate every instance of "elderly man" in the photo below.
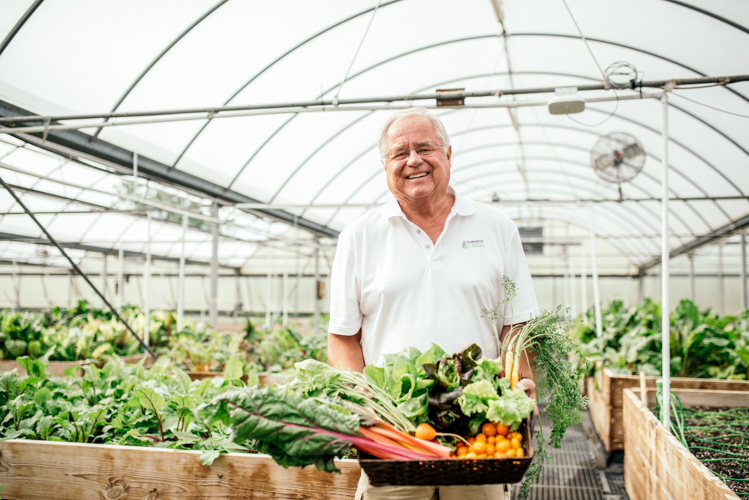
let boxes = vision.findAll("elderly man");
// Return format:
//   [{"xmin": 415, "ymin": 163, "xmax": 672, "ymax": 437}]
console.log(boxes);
[{"xmin": 328, "ymin": 108, "xmax": 539, "ymax": 500}]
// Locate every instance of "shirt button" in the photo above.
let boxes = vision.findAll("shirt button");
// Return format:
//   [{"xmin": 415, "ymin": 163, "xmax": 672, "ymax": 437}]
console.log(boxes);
[
  {"xmin": 416, "ymin": 229, "xmax": 421, "ymax": 233},
  {"xmin": 425, "ymin": 244, "xmax": 430, "ymax": 249}
]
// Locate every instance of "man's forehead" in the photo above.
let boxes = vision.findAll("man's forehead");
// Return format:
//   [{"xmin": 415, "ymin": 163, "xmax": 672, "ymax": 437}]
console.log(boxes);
[{"xmin": 387, "ymin": 116, "xmax": 438, "ymax": 145}]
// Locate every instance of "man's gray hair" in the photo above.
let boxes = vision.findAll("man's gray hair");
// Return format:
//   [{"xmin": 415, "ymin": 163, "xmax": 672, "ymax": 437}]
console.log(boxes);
[{"xmin": 378, "ymin": 108, "xmax": 450, "ymax": 158}]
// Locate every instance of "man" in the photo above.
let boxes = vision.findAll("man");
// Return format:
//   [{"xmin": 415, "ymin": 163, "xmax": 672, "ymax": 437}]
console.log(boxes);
[{"xmin": 328, "ymin": 108, "xmax": 539, "ymax": 500}]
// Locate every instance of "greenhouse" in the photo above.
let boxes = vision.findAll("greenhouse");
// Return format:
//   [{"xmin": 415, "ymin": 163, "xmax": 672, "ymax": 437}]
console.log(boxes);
[{"xmin": 0, "ymin": 0, "xmax": 747, "ymax": 499}]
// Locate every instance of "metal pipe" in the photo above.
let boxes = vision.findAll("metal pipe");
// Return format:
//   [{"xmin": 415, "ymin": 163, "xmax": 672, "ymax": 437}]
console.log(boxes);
[
  {"xmin": 718, "ymin": 243, "xmax": 725, "ymax": 315},
  {"xmin": 638, "ymin": 274, "xmax": 644, "ymax": 305},
  {"xmin": 742, "ymin": 233, "xmax": 748, "ymax": 310},
  {"xmin": 581, "ymin": 239, "xmax": 588, "ymax": 313},
  {"xmin": 209, "ymin": 202, "xmax": 219, "ymax": 329},
  {"xmin": 569, "ymin": 253, "xmax": 576, "ymax": 318},
  {"xmin": 590, "ymin": 207, "xmax": 603, "ymax": 338},
  {"xmin": 101, "ymin": 253, "xmax": 108, "ymax": 305},
  {"xmin": 117, "ymin": 247, "xmax": 124, "ymax": 310},
  {"xmin": 144, "ymin": 211, "xmax": 151, "ymax": 348},
  {"xmin": 2, "ymin": 74, "xmax": 746, "ymax": 125},
  {"xmin": 688, "ymin": 253, "xmax": 695, "ymax": 302},
  {"xmin": 177, "ymin": 215, "xmax": 187, "ymax": 331},
  {"xmin": 282, "ymin": 250, "xmax": 289, "ymax": 327},
  {"xmin": 234, "ymin": 269, "xmax": 241, "ymax": 320},
  {"xmin": 133, "ymin": 152, "xmax": 138, "ymax": 191},
  {"xmin": 661, "ymin": 93, "xmax": 671, "ymax": 428},
  {"xmin": 264, "ymin": 252, "xmax": 272, "ymax": 329},
  {"xmin": 67, "ymin": 269, "xmax": 73, "ymax": 307},
  {"xmin": 314, "ymin": 248, "xmax": 320, "ymax": 335},
  {"xmin": 11, "ymin": 259, "xmax": 18, "ymax": 313},
  {"xmin": 42, "ymin": 266, "xmax": 50, "ymax": 310},
  {"xmin": 0, "ymin": 93, "xmax": 662, "ymax": 134}
]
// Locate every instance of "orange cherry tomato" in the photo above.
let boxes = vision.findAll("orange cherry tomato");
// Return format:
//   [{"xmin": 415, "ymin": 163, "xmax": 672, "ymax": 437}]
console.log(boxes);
[
  {"xmin": 515, "ymin": 448, "xmax": 525, "ymax": 458},
  {"xmin": 467, "ymin": 437, "xmax": 475, "ymax": 445},
  {"xmin": 495, "ymin": 439, "xmax": 511, "ymax": 453},
  {"xmin": 506, "ymin": 449, "xmax": 516, "ymax": 458},
  {"xmin": 472, "ymin": 441, "xmax": 487, "ymax": 454},
  {"xmin": 457, "ymin": 446, "xmax": 469, "ymax": 456},
  {"xmin": 485, "ymin": 443, "xmax": 496, "ymax": 455},
  {"xmin": 496, "ymin": 424, "xmax": 510, "ymax": 436},
  {"xmin": 496, "ymin": 452, "xmax": 509, "ymax": 459},
  {"xmin": 475, "ymin": 433, "xmax": 487, "ymax": 443},
  {"xmin": 466, "ymin": 452, "xmax": 478, "ymax": 459},
  {"xmin": 511, "ymin": 438, "xmax": 521, "ymax": 449},
  {"xmin": 481, "ymin": 423, "xmax": 497, "ymax": 437},
  {"xmin": 414, "ymin": 423, "xmax": 437, "ymax": 441},
  {"xmin": 477, "ymin": 454, "xmax": 487, "ymax": 459},
  {"xmin": 487, "ymin": 436, "xmax": 496, "ymax": 444}
]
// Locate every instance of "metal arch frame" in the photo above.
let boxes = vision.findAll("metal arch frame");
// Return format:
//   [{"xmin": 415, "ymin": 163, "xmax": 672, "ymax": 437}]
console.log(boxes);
[
  {"xmin": 92, "ymin": 0, "xmax": 231, "ymax": 139},
  {"xmin": 0, "ymin": 0, "xmax": 44, "ymax": 57},
  {"xmin": 168, "ymin": 26, "xmax": 749, "ymax": 183},
  {"xmin": 662, "ymin": 0, "xmax": 749, "ymax": 36},
  {"xmin": 170, "ymin": 0, "xmax": 405, "ymax": 169},
  {"xmin": 448, "ymin": 157, "xmax": 699, "ymax": 241}
]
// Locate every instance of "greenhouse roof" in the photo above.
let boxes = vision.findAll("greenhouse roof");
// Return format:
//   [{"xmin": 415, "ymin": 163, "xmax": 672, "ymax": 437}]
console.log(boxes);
[{"xmin": 0, "ymin": 0, "xmax": 748, "ymax": 272}]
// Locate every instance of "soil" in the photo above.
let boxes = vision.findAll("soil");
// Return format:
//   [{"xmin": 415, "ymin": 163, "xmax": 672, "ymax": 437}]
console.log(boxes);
[{"xmin": 675, "ymin": 406, "xmax": 749, "ymax": 494}]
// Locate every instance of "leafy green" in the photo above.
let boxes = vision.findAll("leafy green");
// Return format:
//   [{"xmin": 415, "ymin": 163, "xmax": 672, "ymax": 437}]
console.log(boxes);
[
  {"xmin": 457, "ymin": 380, "xmax": 499, "ymax": 416},
  {"xmin": 485, "ymin": 379, "xmax": 535, "ymax": 431}
]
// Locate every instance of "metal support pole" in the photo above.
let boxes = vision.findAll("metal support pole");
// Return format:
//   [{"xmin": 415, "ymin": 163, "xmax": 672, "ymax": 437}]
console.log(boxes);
[
  {"xmin": 209, "ymin": 202, "xmax": 219, "ymax": 329},
  {"xmin": 569, "ymin": 253, "xmax": 576, "ymax": 317},
  {"xmin": 177, "ymin": 215, "xmax": 187, "ymax": 331},
  {"xmin": 581, "ymin": 239, "xmax": 588, "ymax": 313},
  {"xmin": 132, "ymin": 152, "xmax": 138, "ymax": 192},
  {"xmin": 688, "ymin": 253, "xmax": 695, "ymax": 302},
  {"xmin": 718, "ymin": 243, "xmax": 725, "ymax": 316},
  {"xmin": 282, "ymin": 250, "xmax": 289, "ymax": 327},
  {"xmin": 590, "ymin": 207, "xmax": 603, "ymax": 339},
  {"xmin": 314, "ymin": 247, "xmax": 320, "ymax": 335},
  {"xmin": 68, "ymin": 269, "xmax": 73, "ymax": 307},
  {"xmin": 742, "ymin": 233, "xmax": 748, "ymax": 311},
  {"xmin": 563, "ymin": 246, "xmax": 570, "ymax": 317},
  {"xmin": 11, "ymin": 259, "xmax": 18, "ymax": 313},
  {"xmin": 637, "ymin": 274, "xmax": 645, "ymax": 305},
  {"xmin": 209, "ymin": 202, "xmax": 218, "ymax": 328},
  {"xmin": 101, "ymin": 253, "xmax": 108, "ymax": 305},
  {"xmin": 264, "ymin": 252, "xmax": 272, "ymax": 329},
  {"xmin": 234, "ymin": 269, "xmax": 242, "ymax": 320},
  {"xmin": 144, "ymin": 211, "xmax": 151, "ymax": 348},
  {"xmin": 660, "ymin": 92, "xmax": 671, "ymax": 428},
  {"xmin": 42, "ymin": 266, "xmax": 50, "ymax": 310},
  {"xmin": 117, "ymin": 247, "xmax": 124, "ymax": 310}
]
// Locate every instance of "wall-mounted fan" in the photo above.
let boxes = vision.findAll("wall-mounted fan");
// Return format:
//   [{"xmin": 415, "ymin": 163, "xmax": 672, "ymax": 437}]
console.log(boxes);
[{"xmin": 591, "ymin": 132, "xmax": 645, "ymax": 200}]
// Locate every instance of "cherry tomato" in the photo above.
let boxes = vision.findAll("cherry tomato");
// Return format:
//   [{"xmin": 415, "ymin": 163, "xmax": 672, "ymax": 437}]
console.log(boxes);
[
  {"xmin": 495, "ymin": 439, "xmax": 511, "ymax": 453},
  {"xmin": 472, "ymin": 441, "xmax": 486, "ymax": 454},
  {"xmin": 466, "ymin": 452, "xmax": 478, "ymax": 459},
  {"xmin": 496, "ymin": 424, "xmax": 510, "ymax": 436},
  {"xmin": 511, "ymin": 438, "xmax": 521, "ymax": 449},
  {"xmin": 516, "ymin": 448, "xmax": 525, "ymax": 458},
  {"xmin": 506, "ymin": 449, "xmax": 516, "ymax": 458},
  {"xmin": 481, "ymin": 423, "xmax": 497, "ymax": 437},
  {"xmin": 485, "ymin": 443, "xmax": 496, "ymax": 455},
  {"xmin": 475, "ymin": 433, "xmax": 487, "ymax": 443}
]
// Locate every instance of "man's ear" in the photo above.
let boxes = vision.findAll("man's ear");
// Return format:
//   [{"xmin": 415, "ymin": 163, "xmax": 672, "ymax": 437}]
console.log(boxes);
[{"xmin": 446, "ymin": 145, "xmax": 452, "ymax": 164}]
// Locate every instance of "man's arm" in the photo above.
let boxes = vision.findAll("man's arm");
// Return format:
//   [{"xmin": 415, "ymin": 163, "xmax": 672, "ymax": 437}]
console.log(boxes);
[
  {"xmin": 500, "ymin": 322, "xmax": 536, "ymax": 400},
  {"xmin": 327, "ymin": 329, "xmax": 365, "ymax": 373}
]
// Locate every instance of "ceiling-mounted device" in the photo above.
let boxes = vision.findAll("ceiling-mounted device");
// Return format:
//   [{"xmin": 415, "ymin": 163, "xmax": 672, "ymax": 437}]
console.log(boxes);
[
  {"xmin": 591, "ymin": 132, "xmax": 646, "ymax": 200},
  {"xmin": 548, "ymin": 87, "xmax": 585, "ymax": 115}
]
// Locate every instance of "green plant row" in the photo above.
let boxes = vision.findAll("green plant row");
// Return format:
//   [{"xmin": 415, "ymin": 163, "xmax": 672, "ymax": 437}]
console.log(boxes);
[{"xmin": 570, "ymin": 298, "xmax": 749, "ymax": 379}]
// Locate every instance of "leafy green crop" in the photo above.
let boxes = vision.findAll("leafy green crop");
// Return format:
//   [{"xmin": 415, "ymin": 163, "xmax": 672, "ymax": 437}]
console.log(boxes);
[
  {"xmin": 571, "ymin": 298, "xmax": 749, "ymax": 380},
  {"xmin": 0, "ymin": 355, "xmax": 255, "ymax": 465}
]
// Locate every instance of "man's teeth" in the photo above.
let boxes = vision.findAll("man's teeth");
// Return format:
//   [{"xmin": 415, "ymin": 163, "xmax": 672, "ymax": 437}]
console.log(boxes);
[{"xmin": 407, "ymin": 172, "xmax": 428, "ymax": 179}]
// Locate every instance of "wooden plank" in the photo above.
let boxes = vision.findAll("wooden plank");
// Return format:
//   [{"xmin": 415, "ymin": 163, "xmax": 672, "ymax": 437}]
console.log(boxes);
[
  {"xmin": 0, "ymin": 440, "xmax": 361, "ymax": 500},
  {"xmin": 623, "ymin": 389, "xmax": 740, "ymax": 500},
  {"xmin": 643, "ymin": 389, "xmax": 749, "ymax": 409},
  {"xmin": 0, "ymin": 360, "xmax": 88, "ymax": 376},
  {"xmin": 587, "ymin": 377, "xmax": 613, "ymax": 452},
  {"xmin": 605, "ymin": 368, "xmax": 749, "ymax": 408}
]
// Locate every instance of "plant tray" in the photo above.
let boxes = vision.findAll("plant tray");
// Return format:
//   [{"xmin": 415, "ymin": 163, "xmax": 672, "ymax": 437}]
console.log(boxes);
[{"xmin": 358, "ymin": 416, "xmax": 534, "ymax": 486}]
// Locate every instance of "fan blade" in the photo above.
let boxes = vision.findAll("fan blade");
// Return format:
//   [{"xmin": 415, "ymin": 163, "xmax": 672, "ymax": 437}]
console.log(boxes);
[
  {"xmin": 622, "ymin": 142, "xmax": 644, "ymax": 160},
  {"xmin": 594, "ymin": 153, "xmax": 615, "ymax": 171}
]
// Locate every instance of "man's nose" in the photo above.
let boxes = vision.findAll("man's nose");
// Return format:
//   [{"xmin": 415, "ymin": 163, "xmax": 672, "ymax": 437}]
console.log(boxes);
[{"xmin": 406, "ymin": 149, "xmax": 422, "ymax": 167}]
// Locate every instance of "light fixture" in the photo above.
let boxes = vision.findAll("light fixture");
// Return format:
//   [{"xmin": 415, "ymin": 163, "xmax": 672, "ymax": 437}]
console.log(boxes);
[{"xmin": 548, "ymin": 87, "xmax": 585, "ymax": 115}]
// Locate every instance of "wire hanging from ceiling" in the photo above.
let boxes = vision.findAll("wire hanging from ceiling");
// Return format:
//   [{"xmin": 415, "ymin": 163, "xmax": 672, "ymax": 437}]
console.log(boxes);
[{"xmin": 671, "ymin": 91, "xmax": 749, "ymax": 119}]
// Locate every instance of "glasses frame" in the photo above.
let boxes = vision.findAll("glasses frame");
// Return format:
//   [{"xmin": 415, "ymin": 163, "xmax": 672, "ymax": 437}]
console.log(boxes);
[{"xmin": 383, "ymin": 142, "xmax": 446, "ymax": 163}]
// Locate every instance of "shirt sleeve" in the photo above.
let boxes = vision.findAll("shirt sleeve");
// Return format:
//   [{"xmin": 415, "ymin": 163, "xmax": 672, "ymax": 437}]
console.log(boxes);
[
  {"xmin": 328, "ymin": 231, "xmax": 362, "ymax": 335},
  {"xmin": 502, "ymin": 223, "xmax": 540, "ymax": 324}
]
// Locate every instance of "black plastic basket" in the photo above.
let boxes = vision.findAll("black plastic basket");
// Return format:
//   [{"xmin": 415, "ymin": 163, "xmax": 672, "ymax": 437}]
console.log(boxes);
[{"xmin": 359, "ymin": 415, "xmax": 534, "ymax": 486}]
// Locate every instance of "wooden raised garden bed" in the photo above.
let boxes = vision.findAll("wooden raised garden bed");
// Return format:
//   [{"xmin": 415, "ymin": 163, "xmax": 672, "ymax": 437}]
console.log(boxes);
[
  {"xmin": 186, "ymin": 371, "xmax": 287, "ymax": 385},
  {"xmin": 623, "ymin": 388, "xmax": 746, "ymax": 500},
  {"xmin": 0, "ymin": 440, "xmax": 361, "ymax": 500},
  {"xmin": 587, "ymin": 368, "xmax": 749, "ymax": 452}
]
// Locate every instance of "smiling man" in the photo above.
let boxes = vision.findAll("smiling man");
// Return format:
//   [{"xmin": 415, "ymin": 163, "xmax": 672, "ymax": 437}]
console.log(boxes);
[{"xmin": 328, "ymin": 108, "xmax": 539, "ymax": 500}]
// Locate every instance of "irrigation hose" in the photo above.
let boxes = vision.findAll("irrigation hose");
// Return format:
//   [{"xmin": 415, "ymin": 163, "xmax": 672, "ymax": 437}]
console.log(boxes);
[{"xmin": 0, "ymin": 173, "xmax": 159, "ymax": 361}]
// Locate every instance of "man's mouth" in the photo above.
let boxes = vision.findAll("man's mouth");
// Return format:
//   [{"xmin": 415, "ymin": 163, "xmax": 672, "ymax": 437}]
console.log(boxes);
[{"xmin": 406, "ymin": 172, "xmax": 429, "ymax": 179}]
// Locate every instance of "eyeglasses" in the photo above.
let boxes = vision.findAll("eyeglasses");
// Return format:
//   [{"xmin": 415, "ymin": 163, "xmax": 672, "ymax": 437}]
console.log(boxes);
[{"xmin": 383, "ymin": 142, "xmax": 445, "ymax": 162}]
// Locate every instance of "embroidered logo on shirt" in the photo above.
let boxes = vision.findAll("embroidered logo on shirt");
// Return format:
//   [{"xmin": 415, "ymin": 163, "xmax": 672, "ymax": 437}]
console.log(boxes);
[{"xmin": 462, "ymin": 239, "xmax": 484, "ymax": 249}]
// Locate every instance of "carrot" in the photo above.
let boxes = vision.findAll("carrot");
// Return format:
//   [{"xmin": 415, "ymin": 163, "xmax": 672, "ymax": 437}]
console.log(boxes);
[{"xmin": 505, "ymin": 351, "xmax": 514, "ymax": 385}]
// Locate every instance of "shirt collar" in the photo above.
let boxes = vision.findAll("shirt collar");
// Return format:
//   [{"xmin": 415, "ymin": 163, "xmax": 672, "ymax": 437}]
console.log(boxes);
[{"xmin": 382, "ymin": 186, "xmax": 475, "ymax": 220}]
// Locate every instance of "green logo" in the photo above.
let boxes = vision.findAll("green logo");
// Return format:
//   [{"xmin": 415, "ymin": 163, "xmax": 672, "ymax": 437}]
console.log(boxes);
[{"xmin": 462, "ymin": 239, "xmax": 484, "ymax": 249}]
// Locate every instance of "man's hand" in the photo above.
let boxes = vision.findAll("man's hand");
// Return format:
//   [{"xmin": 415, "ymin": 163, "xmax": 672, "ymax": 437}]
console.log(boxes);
[{"xmin": 514, "ymin": 378, "xmax": 536, "ymax": 400}]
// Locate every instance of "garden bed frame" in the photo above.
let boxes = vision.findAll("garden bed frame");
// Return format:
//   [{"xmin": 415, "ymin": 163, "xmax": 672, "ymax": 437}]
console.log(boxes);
[
  {"xmin": 0, "ymin": 440, "xmax": 361, "ymax": 500},
  {"xmin": 623, "ymin": 388, "xmax": 745, "ymax": 500},
  {"xmin": 587, "ymin": 368, "xmax": 749, "ymax": 452}
]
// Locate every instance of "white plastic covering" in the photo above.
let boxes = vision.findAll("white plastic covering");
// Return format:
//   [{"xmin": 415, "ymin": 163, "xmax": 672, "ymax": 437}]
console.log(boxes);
[{"xmin": 0, "ymin": 0, "xmax": 747, "ymax": 280}]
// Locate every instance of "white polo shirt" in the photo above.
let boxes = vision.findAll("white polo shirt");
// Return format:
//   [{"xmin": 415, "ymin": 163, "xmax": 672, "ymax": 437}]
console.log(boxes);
[{"xmin": 328, "ymin": 188, "xmax": 539, "ymax": 367}]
